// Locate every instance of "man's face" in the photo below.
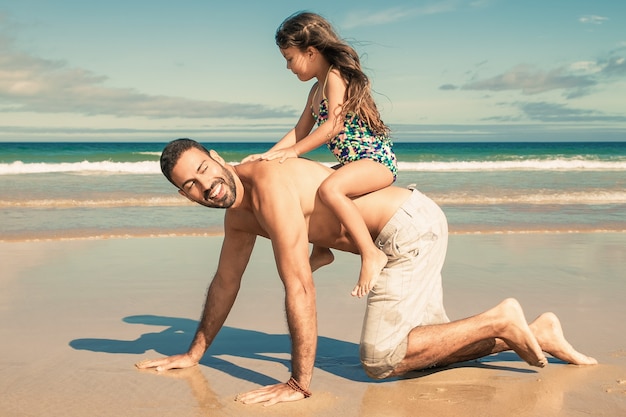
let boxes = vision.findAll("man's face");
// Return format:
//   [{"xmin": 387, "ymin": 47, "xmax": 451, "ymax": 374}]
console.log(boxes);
[{"xmin": 171, "ymin": 147, "xmax": 237, "ymax": 209}]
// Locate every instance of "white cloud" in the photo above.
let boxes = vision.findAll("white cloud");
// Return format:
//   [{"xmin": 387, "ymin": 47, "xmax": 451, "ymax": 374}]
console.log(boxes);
[
  {"xmin": 0, "ymin": 35, "xmax": 295, "ymax": 120},
  {"xmin": 342, "ymin": 1, "xmax": 461, "ymax": 29},
  {"xmin": 461, "ymin": 64, "xmax": 596, "ymax": 95},
  {"xmin": 569, "ymin": 61, "xmax": 603, "ymax": 74},
  {"xmin": 514, "ymin": 101, "xmax": 626, "ymax": 123},
  {"xmin": 579, "ymin": 15, "xmax": 608, "ymax": 25},
  {"xmin": 342, "ymin": 7, "xmax": 414, "ymax": 29},
  {"xmin": 458, "ymin": 50, "xmax": 626, "ymax": 98}
]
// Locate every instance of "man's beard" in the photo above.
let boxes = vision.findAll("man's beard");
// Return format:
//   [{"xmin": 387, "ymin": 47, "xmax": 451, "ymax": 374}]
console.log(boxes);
[{"xmin": 201, "ymin": 166, "xmax": 236, "ymax": 209}]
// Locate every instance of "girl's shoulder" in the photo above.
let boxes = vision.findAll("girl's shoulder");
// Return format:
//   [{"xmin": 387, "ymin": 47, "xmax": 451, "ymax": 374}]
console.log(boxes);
[
  {"xmin": 322, "ymin": 68, "xmax": 348, "ymax": 99},
  {"xmin": 329, "ymin": 66, "xmax": 343, "ymax": 77},
  {"xmin": 326, "ymin": 66, "xmax": 344, "ymax": 84}
]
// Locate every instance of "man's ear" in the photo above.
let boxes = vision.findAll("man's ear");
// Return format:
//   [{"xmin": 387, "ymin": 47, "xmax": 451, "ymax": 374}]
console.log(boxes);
[{"xmin": 209, "ymin": 149, "xmax": 225, "ymax": 166}]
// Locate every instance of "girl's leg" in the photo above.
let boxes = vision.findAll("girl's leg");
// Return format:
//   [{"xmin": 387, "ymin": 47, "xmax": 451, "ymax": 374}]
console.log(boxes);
[{"xmin": 317, "ymin": 159, "xmax": 394, "ymax": 297}]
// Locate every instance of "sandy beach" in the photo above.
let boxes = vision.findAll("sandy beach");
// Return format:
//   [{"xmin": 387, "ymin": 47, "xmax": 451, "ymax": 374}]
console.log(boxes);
[{"xmin": 1, "ymin": 233, "xmax": 625, "ymax": 416}]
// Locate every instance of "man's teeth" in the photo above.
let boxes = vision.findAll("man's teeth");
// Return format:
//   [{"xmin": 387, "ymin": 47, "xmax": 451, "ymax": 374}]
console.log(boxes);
[{"xmin": 210, "ymin": 183, "xmax": 222, "ymax": 199}]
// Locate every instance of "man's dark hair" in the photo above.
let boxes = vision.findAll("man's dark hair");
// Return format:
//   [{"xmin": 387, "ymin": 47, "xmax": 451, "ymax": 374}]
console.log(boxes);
[{"xmin": 160, "ymin": 138, "xmax": 210, "ymax": 186}]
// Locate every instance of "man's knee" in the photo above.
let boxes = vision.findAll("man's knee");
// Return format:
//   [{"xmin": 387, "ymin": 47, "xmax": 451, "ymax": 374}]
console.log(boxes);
[
  {"xmin": 359, "ymin": 341, "xmax": 407, "ymax": 380},
  {"xmin": 361, "ymin": 360, "xmax": 393, "ymax": 380}
]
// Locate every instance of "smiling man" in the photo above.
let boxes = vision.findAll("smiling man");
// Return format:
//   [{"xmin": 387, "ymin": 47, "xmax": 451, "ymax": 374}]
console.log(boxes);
[{"xmin": 136, "ymin": 138, "xmax": 596, "ymax": 406}]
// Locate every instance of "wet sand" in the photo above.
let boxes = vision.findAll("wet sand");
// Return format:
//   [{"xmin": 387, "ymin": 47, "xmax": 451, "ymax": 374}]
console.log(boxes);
[{"xmin": 1, "ymin": 233, "xmax": 625, "ymax": 416}]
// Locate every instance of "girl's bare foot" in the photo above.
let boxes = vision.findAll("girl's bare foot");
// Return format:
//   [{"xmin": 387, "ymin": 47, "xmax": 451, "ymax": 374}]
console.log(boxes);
[
  {"xmin": 530, "ymin": 312, "xmax": 598, "ymax": 365},
  {"xmin": 351, "ymin": 248, "xmax": 388, "ymax": 298}
]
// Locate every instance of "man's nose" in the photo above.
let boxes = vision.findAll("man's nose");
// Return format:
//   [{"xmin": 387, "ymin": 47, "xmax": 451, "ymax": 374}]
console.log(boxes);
[{"xmin": 197, "ymin": 175, "xmax": 212, "ymax": 191}]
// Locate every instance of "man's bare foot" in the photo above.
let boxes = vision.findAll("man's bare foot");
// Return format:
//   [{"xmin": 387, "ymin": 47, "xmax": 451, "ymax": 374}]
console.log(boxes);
[
  {"xmin": 310, "ymin": 246, "xmax": 334, "ymax": 272},
  {"xmin": 351, "ymin": 248, "xmax": 388, "ymax": 298},
  {"xmin": 530, "ymin": 312, "xmax": 598, "ymax": 365},
  {"xmin": 494, "ymin": 298, "xmax": 548, "ymax": 368}
]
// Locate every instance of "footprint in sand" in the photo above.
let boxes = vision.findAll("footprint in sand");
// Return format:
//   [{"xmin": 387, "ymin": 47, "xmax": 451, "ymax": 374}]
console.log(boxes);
[{"xmin": 603, "ymin": 379, "xmax": 626, "ymax": 395}]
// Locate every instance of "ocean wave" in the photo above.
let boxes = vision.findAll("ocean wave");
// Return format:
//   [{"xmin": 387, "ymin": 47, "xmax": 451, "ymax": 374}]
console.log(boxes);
[
  {"xmin": 431, "ymin": 191, "xmax": 626, "ymax": 205},
  {"xmin": 1, "ymin": 158, "xmax": 625, "ymax": 175},
  {"xmin": 397, "ymin": 159, "xmax": 626, "ymax": 171},
  {"xmin": 3, "ymin": 227, "xmax": 625, "ymax": 242},
  {"xmin": 0, "ymin": 196, "xmax": 192, "ymax": 208},
  {"xmin": 3, "ymin": 191, "xmax": 624, "ymax": 208},
  {"xmin": 0, "ymin": 160, "xmax": 160, "ymax": 175}
]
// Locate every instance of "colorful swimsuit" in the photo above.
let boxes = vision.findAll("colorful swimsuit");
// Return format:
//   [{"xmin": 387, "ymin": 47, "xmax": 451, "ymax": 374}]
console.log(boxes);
[{"xmin": 311, "ymin": 71, "xmax": 398, "ymax": 180}]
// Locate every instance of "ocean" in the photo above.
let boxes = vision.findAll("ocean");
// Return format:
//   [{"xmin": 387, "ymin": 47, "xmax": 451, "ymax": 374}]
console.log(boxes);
[{"xmin": 1, "ymin": 141, "xmax": 625, "ymax": 242}]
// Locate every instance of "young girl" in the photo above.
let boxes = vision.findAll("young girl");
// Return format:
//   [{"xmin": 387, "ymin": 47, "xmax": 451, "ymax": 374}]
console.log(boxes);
[{"xmin": 243, "ymin": 12, "xmax": 397, "ymax": 298}]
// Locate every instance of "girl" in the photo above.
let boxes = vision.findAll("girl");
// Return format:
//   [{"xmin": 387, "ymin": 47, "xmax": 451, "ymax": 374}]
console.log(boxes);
[{"xmin": 244, "ymin": 12, "xmax": 397, "ymax": 298}]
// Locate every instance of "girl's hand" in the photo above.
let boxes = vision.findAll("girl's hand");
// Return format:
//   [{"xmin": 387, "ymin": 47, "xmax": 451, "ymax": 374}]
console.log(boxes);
[{"xmin": 260, "ymin": 147, "xmax": 299, "ymax": 163}]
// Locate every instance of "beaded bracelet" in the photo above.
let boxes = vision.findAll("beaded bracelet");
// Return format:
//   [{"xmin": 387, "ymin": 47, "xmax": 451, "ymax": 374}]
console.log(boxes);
[{"xmin": 287, "ymin": 376, "xmax": 312, "ymax": 398}]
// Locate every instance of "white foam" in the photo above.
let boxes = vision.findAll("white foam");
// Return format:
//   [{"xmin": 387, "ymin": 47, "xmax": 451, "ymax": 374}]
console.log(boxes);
[
  {"xmin": 432, "ymin": 191, "xmax": 626, "ymax": 205},
  {"xmin": 398, "ymin": 159, "xmax": 626, "ymax": 171},
  {"xmin": 0, "ymin": 160, "xmax": 161, "ymax": 175},
  {"xmin": 1, "ymin": 157, "xmax": 625, "ymax": 176}
]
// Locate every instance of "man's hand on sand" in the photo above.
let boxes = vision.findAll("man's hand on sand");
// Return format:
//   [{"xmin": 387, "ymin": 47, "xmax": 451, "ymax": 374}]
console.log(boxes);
[
  {"xmin": 135, "ymin": 353, "xmax": 198, "ymax": 372},
  {"xmin": 235, "ymin": 381, "xmax": 306, "ymax": 406}
]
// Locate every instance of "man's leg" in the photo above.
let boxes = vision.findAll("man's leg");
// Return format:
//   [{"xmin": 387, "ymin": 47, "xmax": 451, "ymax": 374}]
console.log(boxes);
[
  {"xmin": 389, "ymin": 298, "xmax": 547, "ymax": 376},
  {"xmin": 309, "ymin": 245, "xmax": 334, "ymax": 272},
  {"xmin": 389, "ymin": 299, "xmax": 597, "ymax": 377},
  {"xmin": 360, "ymin": 189, "xmax": 452, "ymax": 380},
  {"xmin": 527, "ymin": 312, "xmax": 597, "ymax": 365}
]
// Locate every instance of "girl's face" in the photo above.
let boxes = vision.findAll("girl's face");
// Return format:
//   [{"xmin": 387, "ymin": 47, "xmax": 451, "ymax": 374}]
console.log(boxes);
[{"xmin": 280, "ymin": 46, "xmax": 316, "ymax": 82}]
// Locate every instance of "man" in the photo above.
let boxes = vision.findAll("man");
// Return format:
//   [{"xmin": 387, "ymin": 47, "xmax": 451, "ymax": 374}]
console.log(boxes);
[{"xmin": 136, "ymin": 138, "xmax": 596, "ymax": 405}]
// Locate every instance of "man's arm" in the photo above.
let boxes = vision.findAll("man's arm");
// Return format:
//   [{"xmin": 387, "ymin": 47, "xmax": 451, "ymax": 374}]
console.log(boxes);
[
  {"xmin": 236, "ymin": 166, "xmax": 318, "ymax": 405},
  {"xmin": 135, "ymin": 223, "xmax": 257, "ymax": 371}
]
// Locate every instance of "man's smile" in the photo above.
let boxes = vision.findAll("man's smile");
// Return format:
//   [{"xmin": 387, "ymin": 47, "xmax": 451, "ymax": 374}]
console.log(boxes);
[{"xmin": 205, "ymin": 181, "xmax": 224, "ymax": 201}]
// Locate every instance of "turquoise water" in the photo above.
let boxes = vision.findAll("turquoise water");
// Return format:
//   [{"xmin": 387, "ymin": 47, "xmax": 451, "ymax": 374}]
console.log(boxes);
[
  {"xmin": 3, "ymin": 141, "xmax": 626, "ymax": 165},
  {"xmin": 1, "ymin": 141, "xmax": 625, "ymax": 241}
]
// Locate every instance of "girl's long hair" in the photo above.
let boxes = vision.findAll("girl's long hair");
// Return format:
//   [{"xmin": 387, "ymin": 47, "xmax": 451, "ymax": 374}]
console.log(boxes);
[{"xmin": 276, "ymin": 12, "xmax": 389, "ymax": 136}]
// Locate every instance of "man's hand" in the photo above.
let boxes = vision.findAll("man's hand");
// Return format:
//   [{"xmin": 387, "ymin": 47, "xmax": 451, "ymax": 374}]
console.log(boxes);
[
  {"xmin": 135, "ymin": 353, "xmax": 198, "ymax": 372},
  {"xmin": 235, "ymin": 381, "xmax": 306, "ymax": 406}
]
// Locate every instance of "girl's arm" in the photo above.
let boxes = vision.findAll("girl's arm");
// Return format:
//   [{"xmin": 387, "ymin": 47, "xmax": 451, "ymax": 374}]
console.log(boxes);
[
  {"xmin": 263, "ymin": 70, "xmax": 347, "ymax": 162},
  {"xmin": 241, "ymin": 85, "xmax": 317, "ymax": 163},
  {"xmin": 267, "ymin": 100, "xmax": 316, "ymax": 152}
]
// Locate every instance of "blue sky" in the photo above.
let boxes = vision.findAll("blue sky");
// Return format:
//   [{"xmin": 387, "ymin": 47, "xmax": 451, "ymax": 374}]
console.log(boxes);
[{"xmin": 0, "ymin": 0, "xmax": 624, "ymax": 142}]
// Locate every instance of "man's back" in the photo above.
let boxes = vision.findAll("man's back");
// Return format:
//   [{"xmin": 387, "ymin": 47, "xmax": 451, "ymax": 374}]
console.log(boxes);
[{"xmin": 233, "ymin": 157, "xmax": 412, "ymax": 253}]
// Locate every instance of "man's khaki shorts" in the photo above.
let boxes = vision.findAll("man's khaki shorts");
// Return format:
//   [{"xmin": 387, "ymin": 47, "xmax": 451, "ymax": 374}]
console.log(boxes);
[{"xmin": 360, "ymin": 188, "xmax": 450, "ymax": 379}]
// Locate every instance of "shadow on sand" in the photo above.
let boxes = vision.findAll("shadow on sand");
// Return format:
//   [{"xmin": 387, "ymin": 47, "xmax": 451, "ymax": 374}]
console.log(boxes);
[{"xmin": 70, "ymin": 314, "xmax": 546, "ymax": 386}]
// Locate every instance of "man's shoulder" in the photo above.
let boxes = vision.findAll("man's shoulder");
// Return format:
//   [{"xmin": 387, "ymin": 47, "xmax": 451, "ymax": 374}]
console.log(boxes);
[
  {"xmin": 239, "ymin": 158, "xmax": 329, "ymax": 213},
  {"xmin": 241, "ymin": 158, "xmax": 330, "ymax": 186}
]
